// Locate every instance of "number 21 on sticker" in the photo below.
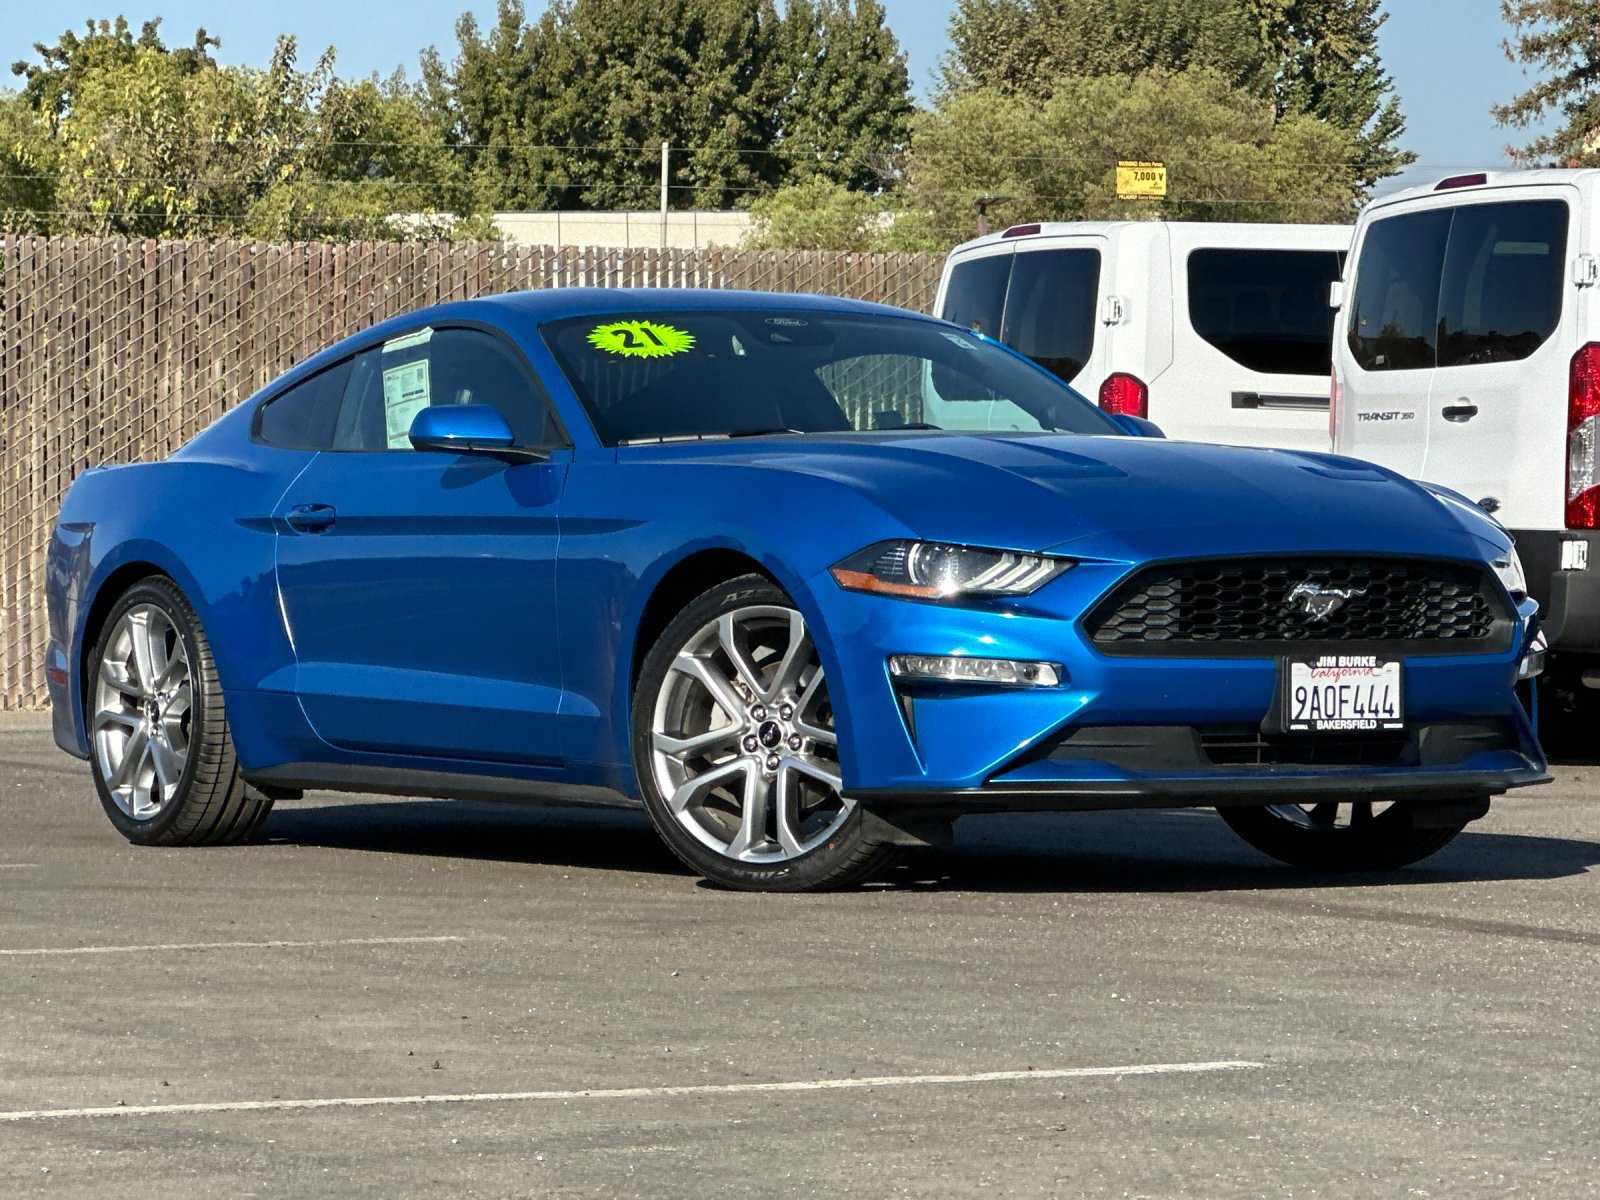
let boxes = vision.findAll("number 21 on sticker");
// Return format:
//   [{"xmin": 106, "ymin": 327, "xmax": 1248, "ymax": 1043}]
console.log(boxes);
[{"xmin": 587, "ymin": 320, "xmax": 695, "ymax": 359}]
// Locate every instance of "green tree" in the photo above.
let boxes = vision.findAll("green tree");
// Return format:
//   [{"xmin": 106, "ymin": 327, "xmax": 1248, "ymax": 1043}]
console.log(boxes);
[
  {"xmin": 942, "ymin": 0, "xmax": 1271, "ymax": 99},
  {"xmin": 1494, "ymin": 0, "xmax": 1600, "ymax": 165},
  {"xmin": 900, "ymin": 67, "xmax": 1360, "ymax": 250},
  {"xmin": 1255, "ymin": 0, "xmax": 1413, "ymax": 193},
  {"xmin": 743, "ymin": 176, "xmax": 890, "ymax": 248},
  {"xmin": 771, "ymin": 0, "xmax": 913, "ymax": 192},
  {"xmin": 11, "ymin": 17, "xmax": 218, "ymax": 124},
  {"xmin": 0, "ymin": 92, "xmax": 57, "ymax": 231}
]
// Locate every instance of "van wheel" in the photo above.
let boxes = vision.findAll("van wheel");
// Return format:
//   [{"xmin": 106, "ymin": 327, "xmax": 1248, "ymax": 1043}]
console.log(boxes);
[
  {"xmin": 87, "ymin": 577, "xmax": 273, "ymax": 846},
  {"xmin": 1219, "ymin": 800, "xmax": 1469, "ymax": 871}
]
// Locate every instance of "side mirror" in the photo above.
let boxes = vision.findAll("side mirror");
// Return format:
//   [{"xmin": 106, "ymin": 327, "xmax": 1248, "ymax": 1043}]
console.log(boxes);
[
  {"xmin": 1328, "ymin": 280, "xmax": 1346, "ymax": 310},
  {"xmin": 1110, "ymin": 412, "xmax": 1165, "ymax": 438},
  {"xmin": 409, "ymin": 404, "xmax": 544, "ymax": 461}
]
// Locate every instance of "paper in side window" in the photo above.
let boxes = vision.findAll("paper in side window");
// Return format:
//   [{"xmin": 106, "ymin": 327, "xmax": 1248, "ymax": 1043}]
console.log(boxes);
[{"xmin": 383, "ymin": 361, "xmax": 432, "ymax": 449}]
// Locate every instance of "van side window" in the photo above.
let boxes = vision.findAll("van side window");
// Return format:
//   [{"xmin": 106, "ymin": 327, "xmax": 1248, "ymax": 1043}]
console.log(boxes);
[
  {"xmin": 1000, "ymin": 249, "xmax": 1102, "ymax": 385},
  {"xmin": 1437, "ymin": 200, "xmax": 1568, "ymax": 368},
  {"xmin": 1347, "ymin": 210, "xmax": 1452, "ymax": 372},
  {"xmin": 1187, "ymin": 249, "xmax": 1345, "ymax": 376},
  {"xmin": 942, "ymin": 255, "xmax": 1012, "ymax": 337}
]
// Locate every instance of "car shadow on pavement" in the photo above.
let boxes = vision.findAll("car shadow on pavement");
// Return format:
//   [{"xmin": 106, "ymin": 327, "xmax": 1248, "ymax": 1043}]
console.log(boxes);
[
  {"xmin": 261, "ymin": 798, "xmax": 692, "ymax": 877},
  {"xmin": 888, "ymin": 808, "xmax": 1600, "ymax": 895},
  {"xmin": 259, "ymin": 797, "xmax": 1600, "ymax": 895}
]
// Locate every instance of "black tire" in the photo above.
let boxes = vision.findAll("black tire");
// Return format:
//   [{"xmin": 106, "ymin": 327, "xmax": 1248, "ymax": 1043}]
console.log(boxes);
[
  {"xmin": 1218, "ymin": 801, "xmax": 1468, "ymax": 871},
  {"xmin": 87, "ymin": 576, "xmax": 273, "ymax": 847},
  {"xmin": 631, "ymin": 573, "xmax": 899, "ymax": 891}
]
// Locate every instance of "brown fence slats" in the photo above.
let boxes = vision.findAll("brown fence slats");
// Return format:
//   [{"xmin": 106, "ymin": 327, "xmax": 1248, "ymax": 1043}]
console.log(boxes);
[{"xmin": 0, "ymin": 236, "xmax": 942, "ymax": 708}]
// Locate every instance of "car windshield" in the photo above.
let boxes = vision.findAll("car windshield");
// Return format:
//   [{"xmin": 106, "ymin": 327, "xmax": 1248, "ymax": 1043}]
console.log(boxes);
[{"xmin": 540, "ymin": 309, "xmax": 1121, "ymax": 445}]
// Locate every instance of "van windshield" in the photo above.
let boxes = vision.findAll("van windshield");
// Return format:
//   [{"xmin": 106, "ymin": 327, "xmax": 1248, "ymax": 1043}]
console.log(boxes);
[
  {"xmin": 540, "ymin": 309, "xmax": 1121, "ymax": 444},
  {"xmin": 1188, "ymin": 248, "xmax": 1346, "ymax": 376}
]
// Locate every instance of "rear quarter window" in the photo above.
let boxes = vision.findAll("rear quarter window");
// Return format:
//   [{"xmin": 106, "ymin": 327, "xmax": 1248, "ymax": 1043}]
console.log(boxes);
[
  {"xmin": 1187, "ymin": 248, "xmax": 1345, "ymax": 376},
  {"xmin": 254, "ymin": 360, "xmax": 352, "ymax": 450}
]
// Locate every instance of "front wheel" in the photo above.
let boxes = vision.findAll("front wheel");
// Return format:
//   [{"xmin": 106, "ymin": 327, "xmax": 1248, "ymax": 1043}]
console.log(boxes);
[
  {"xmin": 88, "ymin": 576, "xmax": 272, "ymax": 846},
  {"xmin": 631, "ymin": 574, "xmax": 898, "ymax": 891},
  {"xmin": 1218, "ymin": 799, "xmax": 1470, "ymax": 871}
]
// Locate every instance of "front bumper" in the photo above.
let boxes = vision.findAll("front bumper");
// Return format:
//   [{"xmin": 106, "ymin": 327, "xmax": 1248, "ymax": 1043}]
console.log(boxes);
[{"xmin": 809, "ymin": 561, "xmax": 1548, "ymax": 809}]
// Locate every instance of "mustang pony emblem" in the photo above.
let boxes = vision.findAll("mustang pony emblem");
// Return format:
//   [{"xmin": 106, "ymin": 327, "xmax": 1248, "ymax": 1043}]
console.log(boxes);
[{"xmin": 1287, "ymin": 580, "xmax": 1367, "ymax": 621}]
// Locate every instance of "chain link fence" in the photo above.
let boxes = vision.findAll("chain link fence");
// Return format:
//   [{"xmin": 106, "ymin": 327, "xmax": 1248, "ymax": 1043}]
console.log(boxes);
[{"xmin": 0, "ymin": 236, "xmax": 943, "ymax": 709}]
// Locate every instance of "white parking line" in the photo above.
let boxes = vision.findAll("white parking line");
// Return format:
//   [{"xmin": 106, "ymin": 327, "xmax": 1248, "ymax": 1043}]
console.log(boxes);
[
  {"xmin": 0, "ymin": 934, "xmax": 477, "ymax": 958},
  {"xmin": 0, "ymin": 863, "xmax": 39, "ymax": 869},
  {"xmin": 0, "ymin": 1060, "xmax": 1263, "ymax": 1123}
]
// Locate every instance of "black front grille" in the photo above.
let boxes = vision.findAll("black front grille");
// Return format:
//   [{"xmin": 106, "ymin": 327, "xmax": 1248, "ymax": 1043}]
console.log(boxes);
[
  {"xmin": 1199, "ymin": 729, "xmax": 1410, "ymax": 768},
  {"xmin": 1085, "ymin": 557, "xmax": 1507, "ymax": 655}
]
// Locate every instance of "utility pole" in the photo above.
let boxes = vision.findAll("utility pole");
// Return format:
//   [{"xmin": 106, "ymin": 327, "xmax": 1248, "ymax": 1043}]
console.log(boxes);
[
  {"xmin": 974, "ymin": 194, "xmax": 1013, "ymax": 238},
  {"xmin": 660, "ymin": 141, "xmax": 670, "ymax": 250}
]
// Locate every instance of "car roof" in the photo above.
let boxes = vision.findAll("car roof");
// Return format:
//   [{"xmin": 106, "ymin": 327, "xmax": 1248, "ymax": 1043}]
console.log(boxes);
[
  {"xmin": 277, "ymin": 287, "xmax": 933, "ymax": 394},
  {"xmin": 947, "ymin": 219, "xmax": 1351, "ymax": 258},
  {"xmin": 1363, "ymin": 167, "xmax": 1600, "ymax": 215}
]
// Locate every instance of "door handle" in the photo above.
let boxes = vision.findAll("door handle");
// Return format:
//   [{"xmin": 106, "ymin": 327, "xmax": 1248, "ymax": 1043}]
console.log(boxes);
[
  {"xmin": 285, "ymin": 503, "xmax": 336, "ymax": 532},
  {"xmin": 1441, "ymin": 403, "xmax": 1479, "ymax": 423}
]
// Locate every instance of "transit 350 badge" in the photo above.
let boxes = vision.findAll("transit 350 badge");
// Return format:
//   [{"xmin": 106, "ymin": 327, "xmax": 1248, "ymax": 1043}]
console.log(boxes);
[{"xmin": 588, "ymin": 320, "xmax": 695, "ymax": 359}]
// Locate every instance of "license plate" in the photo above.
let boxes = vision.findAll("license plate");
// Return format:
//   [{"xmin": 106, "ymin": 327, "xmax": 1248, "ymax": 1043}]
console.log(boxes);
[{"xmin": 1284, "ymin": 655, "xmax": 1403, "ymax": 733}]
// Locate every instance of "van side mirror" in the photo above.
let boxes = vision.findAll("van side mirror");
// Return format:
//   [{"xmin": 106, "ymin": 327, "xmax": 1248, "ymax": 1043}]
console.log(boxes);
[
  {"xmin": 1110, "ymin": 413, "xmax": 1165, "ymax": 438},
  {"xmin": 409, "ymin": 404, "xmax": 546, "ymax": 461},
  {"xmin": 1328, "ymin": 281, "xmax": 1346, "ymax": 310}
]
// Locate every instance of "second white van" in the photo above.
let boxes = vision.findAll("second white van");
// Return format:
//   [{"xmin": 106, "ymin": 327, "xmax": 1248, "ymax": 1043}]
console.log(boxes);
[
  {"xmin": 936, "ymin": 220, "xmax": 1351, "ymax": 451},
  {"xmin": 1333, "ymin": 168, "xmax": 1599, "ymax": 700}
]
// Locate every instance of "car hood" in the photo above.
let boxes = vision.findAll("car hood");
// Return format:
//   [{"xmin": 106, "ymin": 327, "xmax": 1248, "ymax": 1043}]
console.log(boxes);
[{"xmin": 636, "ymin": 433, "xmax": 1508, "ymax": 563}]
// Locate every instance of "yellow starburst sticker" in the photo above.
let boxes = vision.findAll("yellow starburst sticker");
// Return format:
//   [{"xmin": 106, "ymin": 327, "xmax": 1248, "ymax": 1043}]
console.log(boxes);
[{"xmin": 587, "ymin": 320, "xmax": 696, "ymax": 359}]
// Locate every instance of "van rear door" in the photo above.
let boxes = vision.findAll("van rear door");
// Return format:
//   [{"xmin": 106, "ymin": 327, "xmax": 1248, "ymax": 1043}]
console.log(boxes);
[
  {"xmin": 1173, "ymin": 239, "xmax": 1347, "ymax": 450},
  {"xmin": 936, "ymin": 240, "xmax": 1014, "ymax": 340},
  {"xmin": 1422, "ymin": 189, "xmax": 1579, "ymax": 528},
  {"xmin": 1337, "ymin": 206, "xmax": 1454, "ymax": 477}
]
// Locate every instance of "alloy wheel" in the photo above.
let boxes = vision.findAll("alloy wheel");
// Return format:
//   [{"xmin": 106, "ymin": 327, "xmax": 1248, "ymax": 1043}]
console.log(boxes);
[
  {"xmin": 649, "ymin": 604, "xmax": 851, "ymax": 864},
  {"xmin": 92, "ymin": 604, "xmax": 193, "ymax": 821}
]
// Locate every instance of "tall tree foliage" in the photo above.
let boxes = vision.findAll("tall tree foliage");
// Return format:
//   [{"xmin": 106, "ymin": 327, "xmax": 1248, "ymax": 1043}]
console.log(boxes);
[
  {"xmin": 1255, "ymin": 0, "xmax": 1413, "ymax": 192},
  {"xmin": 897, "ymin": 67, "xmax": 1361, "ymax": 249},
  {"xmin": 423, "ymin": 0, "xmax": 915, "ymax": 210},
  {"xmin": 943, "ymin": 0, "xmax": 1271, "ymax": 98},
  {"xmin": 943, "ymin": 0, "xmax": 1410, "ymax": 195},
  {"xmin": 1494, "ymin": 0, "xmax": 1600, "ymax": 165},
  {"xmin": 11, "ymin": 17, "xmax": 219, "ymax": 124}
]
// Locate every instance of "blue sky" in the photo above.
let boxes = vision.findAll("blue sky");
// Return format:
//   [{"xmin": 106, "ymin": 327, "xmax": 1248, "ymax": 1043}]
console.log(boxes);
[{"xmin": 3, "ymin": 0, "xmax": 1556, "ymax": 193}]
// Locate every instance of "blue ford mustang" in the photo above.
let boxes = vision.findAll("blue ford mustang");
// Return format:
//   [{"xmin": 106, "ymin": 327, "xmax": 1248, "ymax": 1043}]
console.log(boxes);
[{"xmin": 45, "ymin": 288, "xmax": 1548, "ymax": 890}]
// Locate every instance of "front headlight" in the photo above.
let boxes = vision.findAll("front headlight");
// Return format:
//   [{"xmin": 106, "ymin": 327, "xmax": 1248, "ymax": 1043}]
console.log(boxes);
[
  {"xmin": 1492, "ymin": 549, "xmax": 1528, "ymax": 601},
  {"xmin": 830, "ymin": 540, "xmax": 1071, "ymax": 599}
]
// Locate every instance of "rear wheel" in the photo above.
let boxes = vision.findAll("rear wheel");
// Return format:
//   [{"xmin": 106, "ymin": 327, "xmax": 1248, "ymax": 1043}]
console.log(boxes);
[
  {"xmin": 88, "ymin": 577, "xmax": 272, "ymax": 846},
  {"xmin": 632, "ymin": 575, "xmax": 898, "ymax": 891},
  {"xmin": 1218, "ymin": 799, "xmax": 1470, "ymax": 871}
]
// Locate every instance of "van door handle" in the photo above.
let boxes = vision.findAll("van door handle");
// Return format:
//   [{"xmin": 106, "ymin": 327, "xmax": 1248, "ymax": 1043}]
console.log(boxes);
[
  {"xmin": 1441, "ymin": 403, "xmax": 1479, "ymax": 423},
  {"xmin": 286, "ymin": 503, "xmax": 337, "ymax": 532}
]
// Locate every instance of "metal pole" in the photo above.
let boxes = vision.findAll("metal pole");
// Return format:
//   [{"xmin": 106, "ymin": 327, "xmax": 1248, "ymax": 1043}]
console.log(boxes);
[{"xmin": 660, "ymin": 141, "xmax": 670, "ymax": 249}]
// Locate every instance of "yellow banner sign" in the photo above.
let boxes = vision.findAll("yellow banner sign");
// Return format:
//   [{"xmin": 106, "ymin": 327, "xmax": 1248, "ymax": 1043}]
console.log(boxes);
[{"xmin": 1116, "ymin": 161, "xmax": 1167, "ymax": 200}]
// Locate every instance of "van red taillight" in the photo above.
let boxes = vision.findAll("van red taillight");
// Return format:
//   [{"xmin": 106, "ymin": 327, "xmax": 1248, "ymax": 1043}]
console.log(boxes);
[
  {"xmin": 1434, "ymin": 172, "xmax": 1488, "ymax": 190},
  {"xmin": 1329, "ymin": 367, "xmax": 1341, "ymax": 449},
  {"xmin": 1001, "ymin": 223, "xmax": 1041, "ymax": 238},
  {"xmin": 1099, "ymin": 372, "xmax": 1148, "ymax": 419},
  {"xmin": 1568, "ymin": 343, "xmax": 1600, "ymax": 528}
]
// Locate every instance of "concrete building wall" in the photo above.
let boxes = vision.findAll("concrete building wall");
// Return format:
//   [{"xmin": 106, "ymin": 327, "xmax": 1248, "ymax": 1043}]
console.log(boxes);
[{"xmin": 491, "ymin": 210, "xmax": 754, "ymax": 250}]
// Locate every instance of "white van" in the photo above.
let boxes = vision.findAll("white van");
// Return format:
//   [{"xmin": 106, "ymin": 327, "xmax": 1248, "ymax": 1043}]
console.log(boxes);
[
  {"xmin": 936, "ymin": 220, "xmax": 1352, "ymax": 451},
  {"xmin": 1332, "ymin": 169, "xmax": 1599, "ymax": 680}
]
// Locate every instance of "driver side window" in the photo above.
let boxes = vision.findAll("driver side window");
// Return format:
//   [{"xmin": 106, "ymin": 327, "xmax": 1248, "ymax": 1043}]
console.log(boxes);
[{"xmin": 330, "ymin": 327, "xmax": 559, "ymax": 451}]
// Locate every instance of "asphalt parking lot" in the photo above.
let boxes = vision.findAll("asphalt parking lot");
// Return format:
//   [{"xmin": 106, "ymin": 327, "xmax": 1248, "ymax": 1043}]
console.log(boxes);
[{"xmin": 3, "ymin": 714, "xmax": 1598, "ymax": 1198}]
